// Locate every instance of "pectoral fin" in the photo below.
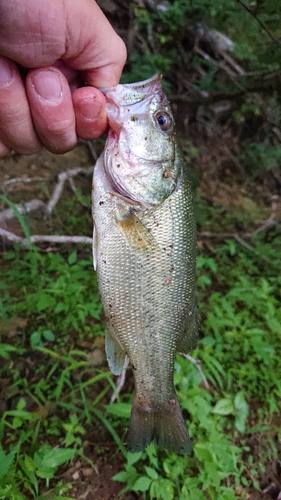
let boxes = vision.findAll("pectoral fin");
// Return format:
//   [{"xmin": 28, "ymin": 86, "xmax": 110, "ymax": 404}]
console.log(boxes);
[
  {"xmin": 105, "ymin": 329, "xmax": 127, "ymax": 376},
  {"xmin": 115, "ymin": 209, "xmax": 157, "ymax": 252}
]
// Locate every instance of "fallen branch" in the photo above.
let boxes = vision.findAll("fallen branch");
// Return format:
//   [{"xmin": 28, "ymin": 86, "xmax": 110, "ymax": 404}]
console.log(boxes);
[
  {"xmin": 110, "ymin": 357, "xmax": 130, "ymax": 405},
  {"xmin": 0, "ymin": 227, "xmax": 92, "ymax": 246},
  {"xmin": 46, "ymin": 166, "xmax": 94, "ymax": 215},
  {"xmin": 3, "ymin": 176, "xmax": 48, "ymax": 189},
  {"xmin": 180, "ymin": 353, "xmax": 210, "ymax": 390},
  {"xmin": 221, "ymin": 52, "xmax": 245, "ymax": 76},
  {"xmin": 0, "ymin": 199, "xmax": 46, "ymax": 224},
  {"xmin": 193, "ymin": 46, "xmax": 237, "ymax": 77},
  {"xmin": 198, "ymin": 212, "xmax": 278, "ymax": 241},
  {"xmin": 198, "ymin": 231, "xmax": 252, "ymax": 240}
]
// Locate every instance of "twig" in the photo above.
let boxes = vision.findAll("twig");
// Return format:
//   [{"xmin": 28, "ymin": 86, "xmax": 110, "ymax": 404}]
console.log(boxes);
[
  {"xmin": 85, "ymin": 141, "xmax": 98, "ymax": 162},
  {"xmin": 110, "ymin": 357, "xmax": 130, "ymax": 405},
  {"xmin": 0, "ymin": 228, "xmax": 23, "ymax": 243},
  {"xmin": 253, "ymin": 213, "xmax": 277, "ymax": 234},
  {"xmin": 68, "ymin": 177, "xmax": 77, "ymax": 194},
  {"xmin": 67, "ymin": 177, "xmax": 90, "ymax": 208},
  {"xmin": 180, "ymin": 352, "xmax": 210, "ymax": 390},
  {"xmin": 233, "ymin": 234, "xmax": 256, "ymax": 251},
  {"xmin": 0, "ymin": 199, "xmax": 46, "ymax": 224},
  {"xmin": 0, "ymin": 227, "xmax": 92, "ymax": 246},
  {"xmin": 198, "ymin": 209, "xmax": 279, "ymax": 242},
  {"xmin": 198, "ymin": 231, "xmax": 252, "ymax": 240},
  {"xmin": 193, "ymin": 46, "xmax": 236, "ymax": 77},
  {"xmin": 46, "ymin": 166, "xmax": 94, "ymax": 215},
  {"xmin": 221, "ymin": 52, "xmax": 245, "ymax": 76},
  {"xmin": 262, "ymin": 483, "xmax": 277, "ymax": 495},
  {"xmin": 3, "ymin": 176, "xmax": 48, "ymax": 188}
]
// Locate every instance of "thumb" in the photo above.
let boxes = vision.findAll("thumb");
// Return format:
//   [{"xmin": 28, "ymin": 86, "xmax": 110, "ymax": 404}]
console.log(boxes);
[{"xmin": 61, "ymin": 0, "xmax": 128, "ymax": 88}]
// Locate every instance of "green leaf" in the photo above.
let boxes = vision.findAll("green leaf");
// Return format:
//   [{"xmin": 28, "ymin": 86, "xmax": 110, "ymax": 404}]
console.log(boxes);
[
  {"xmin": 212, "ymin": 398, "xmax": 234, "ymax": 415},
  {"xmin": 234, "ymin": 392, "xmax": 249, "ymax": 432},
  {"xmin": 36, "ymin": 466, "xmax": 56, "ymax": 479},
  {"xmin": 0, "ymin": 195, "xmax": 31, "ymax": 241},
  {"xmin": 0, "ymin": 446, "xmax": 16, "ymax": 480},
  {"xmin": 112, "ymin": 471, "xmax": 131, "ymax": 482},
  {"xmin": 39, "ymin": 448, "xmax": 76, "ymax": 470},
  {"xmin": 54, "ymin": 302, "xmax": 66, "ymax": 313},
  {"xmin": 144, "ymin": 466, "xmax": 158, "ymax": 480},
  {"xmin": 16, "ymin": 398, "xmax": 27, "ymax": 411},
  {"xmin": 68, "ymin": 251, "xmax": 77, "ymax": 265},
  {"xmin": 105, "ymin": 402, "xmax": 131, "ymax": 419},
  {"xmin": 150, "ymin": 479, "xmax": 174, "ymax": 500},
  {"xmin": 36, "ymin": 293, "xmax": 56, "ymax": 312},
  {"xmin": 30, "ymin": 331, "xmax": 42, "ymax": 348},
  {"xmin": 132, "ymin": 476, "xmax": 152, "ymax": 492},
  {"xmin": 42, "ymin": 329, "xmax": 55, "ymax": 342},
  {"xmin": 18, "ymin": 456, "xmax": 38, "ymax": 495},
  {"xmin": 126, "ymin": 452, "xmax": 143, "ymax": 468}
]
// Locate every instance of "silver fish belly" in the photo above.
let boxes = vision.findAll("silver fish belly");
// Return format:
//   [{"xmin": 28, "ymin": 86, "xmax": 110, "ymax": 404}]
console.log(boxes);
[{"xmin": 92, "ymin": 74, "xmax": 198, "ymax": 454}]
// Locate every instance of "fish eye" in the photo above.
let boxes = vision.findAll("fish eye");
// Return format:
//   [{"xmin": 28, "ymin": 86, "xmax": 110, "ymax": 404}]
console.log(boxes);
[{"xmin": 154, "ymin": 110, "xmax": 173, "ymax": 132}]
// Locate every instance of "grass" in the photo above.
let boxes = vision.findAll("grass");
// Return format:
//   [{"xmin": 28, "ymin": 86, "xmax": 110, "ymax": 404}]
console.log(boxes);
[{"xmin": 0, "ymin": 170, "xmax": 280, "ymax": 499}]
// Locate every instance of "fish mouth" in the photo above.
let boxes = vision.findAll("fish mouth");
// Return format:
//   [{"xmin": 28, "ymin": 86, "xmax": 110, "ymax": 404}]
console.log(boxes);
[
  {"xmin": 100, "ymin": 74, "xmax": 177, "ymax": 208},
  {"xmin": 99, "ymin": 73, "xmax": 163, "ymax": 99},
  {"xmin": 101, "ymin": 74, "xmax": 167, "ymax": 137}
]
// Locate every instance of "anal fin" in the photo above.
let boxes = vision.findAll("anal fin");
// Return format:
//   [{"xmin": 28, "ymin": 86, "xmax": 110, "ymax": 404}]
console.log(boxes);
[{"xmin": 105, "ymin": 329, "xmax": 126, "ymax": 376}]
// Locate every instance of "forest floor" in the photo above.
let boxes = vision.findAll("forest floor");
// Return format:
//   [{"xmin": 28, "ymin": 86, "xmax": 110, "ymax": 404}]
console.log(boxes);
[{"xmin": 1, "ymin": 119, "xmax": 280, "ymax": 500}]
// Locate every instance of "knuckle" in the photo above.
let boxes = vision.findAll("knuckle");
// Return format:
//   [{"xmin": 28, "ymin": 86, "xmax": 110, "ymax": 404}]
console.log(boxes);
[{"xmin": 43, "ymin": 118, "xmax": 74, "ymax": 137}]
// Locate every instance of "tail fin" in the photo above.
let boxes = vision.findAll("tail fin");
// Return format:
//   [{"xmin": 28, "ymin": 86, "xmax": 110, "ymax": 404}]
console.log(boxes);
[{"xmin": 126, "ymin": 395, "xmax": 191, "ymax": 455}]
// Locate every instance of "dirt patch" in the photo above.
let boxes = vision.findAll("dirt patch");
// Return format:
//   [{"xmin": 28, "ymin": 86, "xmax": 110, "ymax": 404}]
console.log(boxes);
[{"xmin": 62, "ymin": 451, "xmax": 138, "ymax": 500}]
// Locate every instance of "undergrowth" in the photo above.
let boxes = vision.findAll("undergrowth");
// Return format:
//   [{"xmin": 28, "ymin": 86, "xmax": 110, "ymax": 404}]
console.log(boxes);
[{"xmin": 0, "ymin": 195, "xmax": 280, "ymax": 498}]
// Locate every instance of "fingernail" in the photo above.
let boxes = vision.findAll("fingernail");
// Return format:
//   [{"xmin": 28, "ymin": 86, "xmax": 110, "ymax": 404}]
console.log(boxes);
[
  {"xmin": 0, "ymin": 58, "xmax": 13, "ymax": 86},
  {"xmin": 32, "ymin": 70, "xmax": 62, "ymax": 101},
  {"xmin": 78, "ymin": 99, "xmax": 102, "ymax": 121}
]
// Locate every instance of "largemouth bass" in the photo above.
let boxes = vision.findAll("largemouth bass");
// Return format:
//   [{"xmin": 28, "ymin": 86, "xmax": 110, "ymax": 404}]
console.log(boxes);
[{"xmin": 92, "ymin": 74, "xmax": 198, "ymax": 454}]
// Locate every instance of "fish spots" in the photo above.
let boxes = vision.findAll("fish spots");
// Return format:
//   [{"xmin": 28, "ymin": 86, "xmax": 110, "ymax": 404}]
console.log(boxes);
[
  {"xmin": 168, "ymin": 399, "xmax": 176, "ymax": 405},
  {"xmin": 164, "ymin": 277, "xmax": 172, "ymax": 285},
  {"xmin": 131, "ymin": 115, "xmax": 138, "ymax": 122},
  {"xmin": 163, "ymin": 170, "xmax": 171, "ymax": 178},
  {"xmin": 99, "ymin": 201, "xmax": 104, "ymax": 206},
  {"xmin": 103, "ymin": 259, "xmax": 107, "ymax": 264}
]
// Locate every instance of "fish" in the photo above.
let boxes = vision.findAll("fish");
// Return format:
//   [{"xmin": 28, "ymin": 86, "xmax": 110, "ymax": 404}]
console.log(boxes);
[{"xmin": 92, "ymin": 74, "xmax": 199, "ymax": 455}]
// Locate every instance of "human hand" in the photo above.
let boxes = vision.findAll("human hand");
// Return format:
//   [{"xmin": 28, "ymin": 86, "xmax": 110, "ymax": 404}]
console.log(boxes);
[{"xmin": 0, "ymin": 0, "xmax": 127, "ymax": 156}]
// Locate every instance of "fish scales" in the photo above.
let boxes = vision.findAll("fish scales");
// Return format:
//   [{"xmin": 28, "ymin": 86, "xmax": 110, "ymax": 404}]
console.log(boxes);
[{"xmin": 92, "ymin": 74, "xmax": 199, "ymax": 454}]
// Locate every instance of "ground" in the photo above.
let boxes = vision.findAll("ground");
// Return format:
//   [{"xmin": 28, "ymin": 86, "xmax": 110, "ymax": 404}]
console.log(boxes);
[{"xmin": 1, "ymin": 122, "xmax": 280, "ymax": 498}]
